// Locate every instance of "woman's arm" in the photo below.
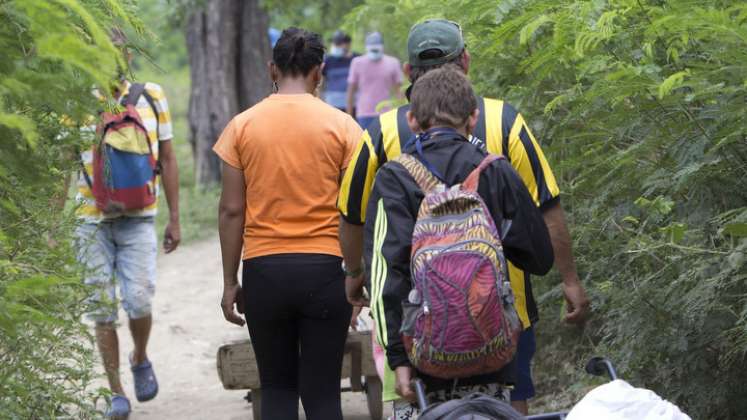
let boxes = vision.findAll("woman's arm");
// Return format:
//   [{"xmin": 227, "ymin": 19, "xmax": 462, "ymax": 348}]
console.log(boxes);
[{"xmin": 218, "ymin": 162, "xmax": 246, "ymax": 326}]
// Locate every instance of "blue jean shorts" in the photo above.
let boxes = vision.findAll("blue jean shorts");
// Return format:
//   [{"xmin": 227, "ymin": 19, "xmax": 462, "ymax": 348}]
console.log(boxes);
[
  {"xmin": 75, "ymin": 217, "xmax": 157, "ymax": 323},
  {"xmin": 510, "ymin": 326, "xmax": 537, "ymax": 401}
]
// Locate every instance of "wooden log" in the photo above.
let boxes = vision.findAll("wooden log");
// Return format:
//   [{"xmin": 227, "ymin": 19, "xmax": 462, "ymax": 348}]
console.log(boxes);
[{"xmin": 216, "ymin": 330, "xmax": 377, "ymax": 390}]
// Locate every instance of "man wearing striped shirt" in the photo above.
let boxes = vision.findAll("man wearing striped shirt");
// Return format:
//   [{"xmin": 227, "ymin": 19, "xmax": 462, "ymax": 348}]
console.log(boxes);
[
  {"xmin": 74, "ymin": 74, "xmax": 180, "ymax": 418},
  {"xmin": 338, "ymin": 19, "xmax": 589, "ymax": 416}
]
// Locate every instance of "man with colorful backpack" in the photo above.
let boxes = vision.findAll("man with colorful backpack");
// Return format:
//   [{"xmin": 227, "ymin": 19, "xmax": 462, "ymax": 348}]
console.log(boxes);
[
  {"xmin": 365, "ymin": 66, "xmax": 553, "ymax": 418},
  {"xmin": 72, "ymin": 33, "xmax": 180, "ymax": 419},
  {"xmin": 339, "ymin": 19, "xmax": 590, "ymax": 416}
]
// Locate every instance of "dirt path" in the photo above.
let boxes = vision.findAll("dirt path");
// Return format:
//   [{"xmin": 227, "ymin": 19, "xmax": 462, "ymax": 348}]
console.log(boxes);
[{"xmin": 108, "ymin": 237, "xmax": 390, "ymax": 419}]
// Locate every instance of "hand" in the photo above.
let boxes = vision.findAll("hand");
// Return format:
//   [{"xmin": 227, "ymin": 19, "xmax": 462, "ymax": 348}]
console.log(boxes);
[
  {"xmin": 395, "ymin": 366, "xmax": 416, "ymax": 403},
  {"xmin": 163, "ymin": 220, "xmax": 181, "ymax": 253},
  {"xmin": 562, "ymin": 278, "xmax": 590, "ymax": 324},
  {"xmin": 350, "ymin": 305, "xmax": 362, "ymax": 330},
  {"xmin": 221, "ymin": 283, "xmax": 245, "ymax": 326},
  {"xmin": 345, "ymin": 274, "xmax": 369, "ymax": 307}
]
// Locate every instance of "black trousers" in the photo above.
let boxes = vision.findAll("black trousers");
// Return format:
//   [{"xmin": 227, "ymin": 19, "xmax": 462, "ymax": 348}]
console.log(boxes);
[{"xmin": 243, "ymin": 253, "xmax": 352, "ymax": 420}]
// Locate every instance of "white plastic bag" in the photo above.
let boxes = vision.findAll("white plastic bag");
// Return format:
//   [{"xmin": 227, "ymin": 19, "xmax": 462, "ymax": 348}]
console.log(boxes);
[{"xmin": 566, "ymin": 379, "xmax": 691, "ymax": 420}]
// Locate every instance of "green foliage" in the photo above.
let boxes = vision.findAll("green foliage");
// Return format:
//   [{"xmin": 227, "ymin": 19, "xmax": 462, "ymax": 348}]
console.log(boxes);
[
  {"xmin": 264, "ymin": 0, "xmax": 365, "ymax": 42},
  {"xmin": 0, "ymin": 0, "xmax": 140, "ymax": 417},
  {"xmin": 348, "ymin": 0, "xmax": 747, "ymax": 417}
]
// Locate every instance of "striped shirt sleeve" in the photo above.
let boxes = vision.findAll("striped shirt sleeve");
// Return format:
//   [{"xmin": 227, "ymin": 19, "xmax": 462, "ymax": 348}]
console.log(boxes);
[
  {"xmin": 486, "ymin": 100, "xmax": 560, "ymax": 210},
  {"xmin": 144, "ymin": 82, "xmax": 173, "ymax": 141},
  {"xmin": 337, "ymin": 119, "xmax": 383, "ymax": 225}
]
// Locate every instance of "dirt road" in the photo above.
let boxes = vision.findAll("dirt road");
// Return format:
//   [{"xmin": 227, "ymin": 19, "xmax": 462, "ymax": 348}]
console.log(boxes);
[{"xmin": 108, "ymin": 237, "xmax": 389, "ymax": 419}]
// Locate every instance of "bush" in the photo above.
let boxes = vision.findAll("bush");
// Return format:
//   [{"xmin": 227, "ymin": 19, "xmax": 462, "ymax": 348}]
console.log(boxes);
[
  {"xmin": 0, "ymin": 0, "xmax": 140, "ymax": 417},
  {"xmin": 348, "ymin": 1, "xmax": 747, "ymax": 418}
]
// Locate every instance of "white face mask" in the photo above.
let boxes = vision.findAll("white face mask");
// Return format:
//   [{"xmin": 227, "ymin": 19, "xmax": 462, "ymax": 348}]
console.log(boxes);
[
  {"xmin": 366, "ymin": 45, "xmax": 383, "ymax": 61},
  {"xmin": 329, "ymin": 45, "xmax": 345, "ymax": 57}
]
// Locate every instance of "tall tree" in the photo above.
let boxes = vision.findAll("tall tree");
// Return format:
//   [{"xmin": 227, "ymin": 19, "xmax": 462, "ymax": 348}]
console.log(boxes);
[{"xmin": 186, "ymin": 0, "xmax": 271, "ymax": 186}]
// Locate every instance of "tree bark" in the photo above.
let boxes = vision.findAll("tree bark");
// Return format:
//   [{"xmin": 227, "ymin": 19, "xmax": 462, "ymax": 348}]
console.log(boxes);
[
  {"xmin": 186, "ymin": 10, "xmax": 206, "ymax": 178},
  {"xmin": 238, "ymin": 0, "xmax": 272, "ymax": 109},
  {"xmin": 186, "ymin": 0, "xmax": 271, "ymax": 186}
]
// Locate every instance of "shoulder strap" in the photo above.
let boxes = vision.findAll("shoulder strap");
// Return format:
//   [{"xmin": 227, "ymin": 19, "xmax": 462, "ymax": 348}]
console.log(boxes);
[
  {"xmin": 462, "ymin": 154, "xmax": 504, "ymax": 192},
  {"xmin": 76, "ymin": 145, "xmax": 93, "ymax": 190},
  {"xmin": 125, "ymin": 83, "xmax": 146, "ymax": 106},
  {"xmin": 393, "ymin": 154, "xmax": 442, "ymax": 193},
  {"xmin": 126, "ymin": 83, "xmax": 162, "ymax": 173}
]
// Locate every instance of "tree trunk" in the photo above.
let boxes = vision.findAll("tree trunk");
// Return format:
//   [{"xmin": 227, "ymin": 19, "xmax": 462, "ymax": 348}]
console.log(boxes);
[
  {"xmin": 238, "ymin": 0, "xmax": 272, "ymax": 109},
  {"xmin": 186, "ymin": 0, "xmax": 271, "ymax": 186}
]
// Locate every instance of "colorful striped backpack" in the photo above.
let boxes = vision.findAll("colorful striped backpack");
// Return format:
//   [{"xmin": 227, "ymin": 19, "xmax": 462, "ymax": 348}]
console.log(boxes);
[
  {"xmin": 84, "ymin": 83, "xmax": 160, "ymax": 214},
  {"xmin": 397, "ymin": 153, "xmax": 522, "ymax": 379}
]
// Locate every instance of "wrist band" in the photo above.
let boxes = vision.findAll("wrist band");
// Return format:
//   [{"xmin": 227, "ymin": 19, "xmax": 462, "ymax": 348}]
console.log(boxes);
[{"xmin": 342, "ymin": 261, "xmax": 364, "ymax": 277}]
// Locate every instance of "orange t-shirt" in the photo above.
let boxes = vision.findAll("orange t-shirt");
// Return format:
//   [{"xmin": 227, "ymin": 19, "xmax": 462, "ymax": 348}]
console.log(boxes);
[{"xmin": 213, "ymin": 94, "xmax": 362, "ymax": 260}]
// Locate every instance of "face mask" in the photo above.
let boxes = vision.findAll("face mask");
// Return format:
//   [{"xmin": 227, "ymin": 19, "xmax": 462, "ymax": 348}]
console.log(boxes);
[
  {"xmin": 366, "ymin": 46, "xmax": 383, "ymax": 61},
  {"xmin": 329, "ymin": 45, "xmax": 345, "ymax": 57}
]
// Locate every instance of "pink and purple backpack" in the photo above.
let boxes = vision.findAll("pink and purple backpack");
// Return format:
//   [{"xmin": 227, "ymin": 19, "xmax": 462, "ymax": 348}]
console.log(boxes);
[{"xmin": 397, "ymin": 153, "xmax": 522, "ymax": 379}]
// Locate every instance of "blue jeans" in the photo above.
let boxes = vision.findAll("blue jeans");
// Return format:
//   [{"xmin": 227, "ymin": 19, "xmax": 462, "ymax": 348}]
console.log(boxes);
[
  {"xmin": 75, "ymin": 217, "xmax": 157, "ymax": 323},
  {"xmin": 510, "ymin": 326, "xmax": 537, "ymax": 401}
]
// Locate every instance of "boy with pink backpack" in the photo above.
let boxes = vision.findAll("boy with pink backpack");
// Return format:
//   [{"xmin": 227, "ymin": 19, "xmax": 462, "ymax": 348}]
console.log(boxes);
[{"xmin": 363, "ymin": 66, "xmax": 554, "ymax": 418}]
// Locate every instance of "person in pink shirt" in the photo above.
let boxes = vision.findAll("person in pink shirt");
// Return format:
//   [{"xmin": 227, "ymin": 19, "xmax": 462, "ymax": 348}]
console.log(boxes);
[{"xmin": 346, "ymin": 32, "xmax": 404, "ymax": 129}]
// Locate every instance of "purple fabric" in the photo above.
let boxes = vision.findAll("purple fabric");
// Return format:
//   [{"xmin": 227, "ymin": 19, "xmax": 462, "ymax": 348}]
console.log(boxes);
[
  {"xmin": 347, "ymin": 54, "xmax": 403, "ymax": 117},
  {"xmin": 397, "ymin": 153, "xmax": 520, "ymax": 379}
]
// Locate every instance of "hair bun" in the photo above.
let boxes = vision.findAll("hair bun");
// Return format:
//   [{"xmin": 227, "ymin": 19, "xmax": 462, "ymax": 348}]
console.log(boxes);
[
  {"xmin": 272, "ymin": 27, "xmax": 325, "ymax": 77},
  {"xmin": 288, "ymin": 35, "xmax": 305, "ymax": 62},
  {"xmin": 294, "ymin": 36, "xmax": 306, "ymax": 52}
]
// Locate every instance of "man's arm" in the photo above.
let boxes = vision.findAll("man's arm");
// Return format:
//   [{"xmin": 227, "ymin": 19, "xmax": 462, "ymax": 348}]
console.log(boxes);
[
  {"xmin": 391, "ymin": 82, "xmax": 403, "ymax": 102},
  {"xmin": 365, "ymin": 167, "xmax": 416, "ymax": 368},
  {"xmin": 346, "ymin": 82, "xmax": 357, "ymax": 116},
  {"xmin": 543, "ymin": 203, "xmax": 590, "ymax": 323},
  {"xmin": 159, "ymin": 140, "xmax": 180, "ymax": 253},
  {"xmin": 392, "ymin": 59, "xmax": 405, "ymax": 100},
  {"xmin": 366, "ymin": 167, "xmax": 419, "ymax": 402},
  {"xmin": 218, "ymin": 162, "xmax": 246, "ymax": 326},
  {"xmin": 499, "ymin": 103, "xmax": 590, "ymax": 323}
]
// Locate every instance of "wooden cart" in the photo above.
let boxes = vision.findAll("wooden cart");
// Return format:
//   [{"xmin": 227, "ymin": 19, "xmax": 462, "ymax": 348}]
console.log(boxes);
[{"xmin": 216, "ymin": 330, "xmax": 383, "ymax": 420}]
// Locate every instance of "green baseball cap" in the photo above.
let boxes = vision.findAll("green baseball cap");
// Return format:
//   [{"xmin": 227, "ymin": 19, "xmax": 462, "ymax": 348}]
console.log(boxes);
[{"xmin": 407, "ymin": 19, "xmax": 465, "ymax": 67}]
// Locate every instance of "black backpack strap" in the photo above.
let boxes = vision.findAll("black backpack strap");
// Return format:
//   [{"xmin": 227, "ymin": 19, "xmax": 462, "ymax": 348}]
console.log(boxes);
[
  {"xmin": 124, "ymin": 83, "xmax": 146, "ymax": 106},
  {"xmin": 125, "ymin": 83, "xmax": 162, "ymax": 174}
]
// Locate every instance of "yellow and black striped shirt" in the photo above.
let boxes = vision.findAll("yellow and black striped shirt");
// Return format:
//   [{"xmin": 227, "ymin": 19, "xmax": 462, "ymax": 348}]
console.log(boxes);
[{"xmin": 338, "ymin": 97, "xmax": 560, "ymax": 327}]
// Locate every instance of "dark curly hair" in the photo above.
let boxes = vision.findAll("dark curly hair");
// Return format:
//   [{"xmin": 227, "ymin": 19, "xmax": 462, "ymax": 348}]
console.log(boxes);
[{"xmin": 273, "ymin": 27, "xmax": 325, "ymax": 77}]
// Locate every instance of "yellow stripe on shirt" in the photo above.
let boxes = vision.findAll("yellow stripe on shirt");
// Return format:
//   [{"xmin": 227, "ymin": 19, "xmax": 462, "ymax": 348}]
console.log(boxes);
[
  {"xmin": 483, "ymin": 98, "xmax": 504, "ymax": 155},
  {"xmin": 379, "ymin": 109, "xmax": 402, "ymax": 159}
]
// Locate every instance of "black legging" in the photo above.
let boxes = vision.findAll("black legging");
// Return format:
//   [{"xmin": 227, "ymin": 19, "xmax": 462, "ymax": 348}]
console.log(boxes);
[{"xmin": 243, "ymin": 253, "xmax": 352, "ymax": 420}]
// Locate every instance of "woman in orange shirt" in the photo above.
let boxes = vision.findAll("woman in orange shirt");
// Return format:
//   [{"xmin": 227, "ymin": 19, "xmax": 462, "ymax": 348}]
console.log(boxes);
[{"xmin": 214, "ymin": 28, "xmax": 362, "ymax": 420}]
